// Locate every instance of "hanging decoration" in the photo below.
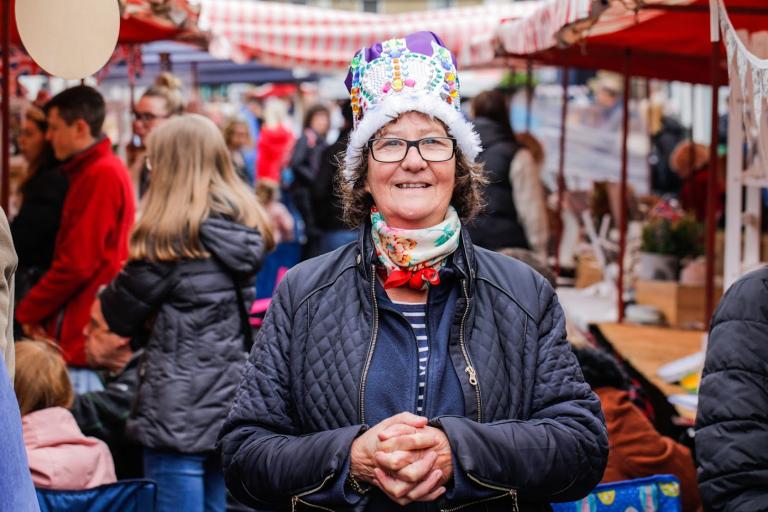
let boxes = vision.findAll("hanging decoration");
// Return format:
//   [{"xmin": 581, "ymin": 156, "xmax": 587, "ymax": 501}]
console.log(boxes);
[{"xmin": 719, "ymin": 0, "xmax": 768, "ymax": 179}]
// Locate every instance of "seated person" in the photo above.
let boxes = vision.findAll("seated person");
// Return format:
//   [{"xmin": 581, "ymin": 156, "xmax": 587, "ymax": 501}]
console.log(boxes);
[
  {"xmin": 15, "ymin": 339, "xmax": 116, "ymax": 490},
  {"xmin": 573, "ymin": 347, "xmax": 701, "ymax": 512},
  {"xmin": 71, "ymin": 298, "xmax": 143, "ymax": 479}
]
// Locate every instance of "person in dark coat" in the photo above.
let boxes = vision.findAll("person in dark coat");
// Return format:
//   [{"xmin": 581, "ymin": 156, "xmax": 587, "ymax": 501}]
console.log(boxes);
[
  {"xmin": 10, "ymin": 106, "xmax": 67, "ymax": 319},
  {"xmin": 696, "ymin": 266, "xmax": 768, "ymax": 511},
  {"xmin": 313, "ymin": 101, "xmax": 358, "ymax": 255},
  {"xmin": 289, "ymin": 103, "xmax": 330, "ymax": 258},
  {"xmin": 98, "ymin": 114, "xmax": 274, "ymax": 512},
  {"xmin": 218, "ymin": 32, "xmax": 607, "ymax": 512},
  {"xmin": 71, "ymin": 298, "xmax": 143, "ymax": 479},
  {"xmin": 466, "ymin": 90, "xmax": 548, "ymax": 255}
]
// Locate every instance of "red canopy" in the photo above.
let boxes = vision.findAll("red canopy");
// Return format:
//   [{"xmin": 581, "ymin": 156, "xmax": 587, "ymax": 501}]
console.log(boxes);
[
  {"xmin": 0, "ymin": 0, "xmax": 200, "ymax": 46},
  {"xmin": 496, "ymin": 0, "xmax": 768, "ymax": 84}
]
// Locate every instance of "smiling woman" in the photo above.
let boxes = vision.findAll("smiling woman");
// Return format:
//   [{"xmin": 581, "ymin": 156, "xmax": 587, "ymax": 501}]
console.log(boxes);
[{"xmin": 219, "ymin": 31, "xmax": 608, "ymax": 512}]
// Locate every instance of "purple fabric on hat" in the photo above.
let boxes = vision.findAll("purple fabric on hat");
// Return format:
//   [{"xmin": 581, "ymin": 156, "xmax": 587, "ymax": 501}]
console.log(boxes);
[{"xmin": 344, "ymin": 31, "xmax": 453, "ymax": 92}]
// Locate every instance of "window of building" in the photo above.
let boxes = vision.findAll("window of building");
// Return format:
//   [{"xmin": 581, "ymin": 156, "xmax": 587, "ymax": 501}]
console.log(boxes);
[{"xmin": 361, "ymin": 0, "xmax": 379, "ymax": 12}]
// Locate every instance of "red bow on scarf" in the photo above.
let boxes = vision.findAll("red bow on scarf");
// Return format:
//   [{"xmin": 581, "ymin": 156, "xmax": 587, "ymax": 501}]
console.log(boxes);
[{"xmin": 378, "ymin": 267, "xmax": 441, "ymax": 290}]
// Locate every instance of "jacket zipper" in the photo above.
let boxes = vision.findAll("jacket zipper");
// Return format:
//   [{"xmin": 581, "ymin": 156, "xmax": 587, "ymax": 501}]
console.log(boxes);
[
  {"xmin": 358, "ymin": 264, "xmax": 380, "ymax": 425},
  {"xmin": 440, "ymin": 474, "xmax": 518, "ymax": 512},
  {"xmin": 458, "ymin": 279, "xmax": 481, "ymax": 422},
  {"xmin": 290, "ymin": 472, "xmax": 336, "ymax": 512}
]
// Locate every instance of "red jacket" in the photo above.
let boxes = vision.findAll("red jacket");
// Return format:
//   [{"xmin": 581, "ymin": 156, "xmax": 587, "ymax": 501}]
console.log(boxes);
[
  {"xmin": 256, "ymin": 125, "xmax": 294, "ymax": 182},
  {"xmin": 16, "ymin": 138, "xmax": 135, "ymax": 367},
  {"xmin": 597, "ymin": 387, "xmax": 701, "ymax": 512}
]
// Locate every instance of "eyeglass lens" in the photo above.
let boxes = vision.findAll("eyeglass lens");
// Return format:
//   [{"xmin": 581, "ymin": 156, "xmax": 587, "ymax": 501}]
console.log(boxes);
[{"xmin": 370, "ymin": 137, "xmax": 455, "ymax": 162}]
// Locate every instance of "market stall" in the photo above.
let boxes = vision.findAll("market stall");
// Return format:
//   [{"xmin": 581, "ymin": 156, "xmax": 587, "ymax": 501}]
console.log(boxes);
[{"xmin": 495, "ymin": 0, "xmax": 768, "ymax": 325}]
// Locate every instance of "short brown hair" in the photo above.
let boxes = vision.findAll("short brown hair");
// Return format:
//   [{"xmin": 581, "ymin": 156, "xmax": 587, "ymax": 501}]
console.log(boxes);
[
  {"xmin": 337, "ymin": 117, "xmax": 487, "ymax": 228},
  {"xmin": 14, "ymin": 340, "xmax": 73, "ymax": 416}
]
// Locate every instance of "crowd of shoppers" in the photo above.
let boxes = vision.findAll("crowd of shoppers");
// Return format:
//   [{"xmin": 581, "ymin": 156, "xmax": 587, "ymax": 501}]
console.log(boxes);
[{"xmin": 0, "ymin": 28, "xmax": 764, "ymax": 512}]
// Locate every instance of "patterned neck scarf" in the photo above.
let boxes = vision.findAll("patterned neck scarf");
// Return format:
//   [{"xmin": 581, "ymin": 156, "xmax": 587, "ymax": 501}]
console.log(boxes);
[{"xmin": 371, "ymin": 206, "xmax": 461, "ymax": 290}]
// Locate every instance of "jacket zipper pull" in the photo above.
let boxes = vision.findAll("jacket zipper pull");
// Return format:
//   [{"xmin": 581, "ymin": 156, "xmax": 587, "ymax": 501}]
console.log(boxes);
[{"xmin": 465, "ymin": 366, "xmax": 478, "ymax": 386}]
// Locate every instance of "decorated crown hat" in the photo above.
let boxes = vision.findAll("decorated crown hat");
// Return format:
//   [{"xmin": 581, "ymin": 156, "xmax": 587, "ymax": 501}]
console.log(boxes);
[{"xmin": 343, "ymin": 31, "xmax": 481, "ymax": 180}]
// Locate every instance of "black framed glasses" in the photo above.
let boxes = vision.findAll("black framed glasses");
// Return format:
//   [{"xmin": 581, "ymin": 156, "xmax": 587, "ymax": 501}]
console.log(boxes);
[
  {"xmin": 367, "ymin": 137, "xmax": 456, "ymax": 163},
  {"xmin": 133, "ymin": 111, "xmax": 168, "ymax": 123}
]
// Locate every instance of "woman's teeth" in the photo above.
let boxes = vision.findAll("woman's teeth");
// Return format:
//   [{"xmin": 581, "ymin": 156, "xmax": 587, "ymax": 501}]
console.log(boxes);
[{"xmin": 396, "ymin": 183, "xmax": 428, "ymax": 189}]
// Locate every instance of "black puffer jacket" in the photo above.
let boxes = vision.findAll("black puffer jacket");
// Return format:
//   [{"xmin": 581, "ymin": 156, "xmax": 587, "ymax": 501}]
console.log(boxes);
[
  {"xmin": 101, "ymin": 217, "xmax": 266, "ymax": 454},
  {"xmin": 219, "ymin": 226, "xmax": 607, "ymax": 511},
  {"xmin": 696, "ymin": 266, "xmax": 768, "ymax": 511},
  {"xmin": 465, "ymin": 117, "xmax": 529, "ymax": 251}
]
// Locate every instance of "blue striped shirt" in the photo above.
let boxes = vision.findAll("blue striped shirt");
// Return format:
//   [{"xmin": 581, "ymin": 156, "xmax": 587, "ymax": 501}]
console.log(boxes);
[{"xmin": 392, "ymin": 301, "xmax": 429, "ymax": 415}]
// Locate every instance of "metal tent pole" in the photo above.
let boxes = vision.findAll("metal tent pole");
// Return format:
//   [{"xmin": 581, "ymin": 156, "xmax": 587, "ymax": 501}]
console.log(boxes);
[
  {"xmin": 618, "ymin": 51, "xmax": 631, "ymax": 323},
  {"xmin": 554, "ymin": 66, "xmax": 569, "ymax": 276},
  {"xmin": 705, "ymin": 0, "xmax": 721, "ymax": 325}
]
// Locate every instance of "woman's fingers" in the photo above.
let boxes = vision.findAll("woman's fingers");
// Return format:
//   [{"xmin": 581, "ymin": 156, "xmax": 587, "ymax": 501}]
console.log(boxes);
[
  {"xmin": 411, "ymin": 480, "xmax": 447, "ymax": 503},
  {"xmin": 374, "ymin": 449, "xmax": 422, "ymax": 472},
  {"xmin": 379, "ymin": 431, "xmax": 440, "ymax": 453},
  {"xmin": 395, "ymin": 451, "xmax": 438, "ymax": 483},
  {"xmin": 381, "ymin": 412, "xmax": 428, "ymax": 430},
  {"xmin": 378, "ymin": 423, "xmax": 420, "ymax": 441},
  {"xmin": 373, "ymin": 468, "xmax": 414, "ymax": 504},
  {"xmin": 405, "ymin": 470, "xmax": 444, "ymax": 501}
]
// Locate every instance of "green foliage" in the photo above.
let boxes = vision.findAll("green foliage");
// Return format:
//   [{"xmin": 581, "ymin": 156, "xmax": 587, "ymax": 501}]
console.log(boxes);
[{"xmin": 641, "ymin": 215, "xmax": 704, "ymax": 259}]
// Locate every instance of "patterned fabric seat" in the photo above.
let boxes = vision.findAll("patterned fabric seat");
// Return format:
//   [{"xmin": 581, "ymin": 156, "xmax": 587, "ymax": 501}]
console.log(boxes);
[
  {"xmin": 552, "ymin": 475, "xmax": 681, "ymax": 512},
  {"xmin": 36, "ymin": 479, "xmax": 156, "ymax": 512}
]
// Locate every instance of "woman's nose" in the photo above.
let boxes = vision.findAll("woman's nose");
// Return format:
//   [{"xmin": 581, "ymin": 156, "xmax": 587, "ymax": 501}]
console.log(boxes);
[{"xmin": 401, "ymin": 144, "xmax": 427, "ymax": 171}]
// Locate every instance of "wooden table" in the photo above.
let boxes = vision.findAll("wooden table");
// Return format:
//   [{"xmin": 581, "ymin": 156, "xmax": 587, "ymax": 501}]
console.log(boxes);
[{"xmin": 596, "ymin": 323, "xmax": 704, "ymax": 420}]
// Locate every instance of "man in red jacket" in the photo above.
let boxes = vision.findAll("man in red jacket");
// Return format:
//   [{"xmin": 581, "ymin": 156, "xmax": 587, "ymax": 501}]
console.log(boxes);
[{"xmin": 16, "ymin": 86, "xmax": 135, "ymax": 391}]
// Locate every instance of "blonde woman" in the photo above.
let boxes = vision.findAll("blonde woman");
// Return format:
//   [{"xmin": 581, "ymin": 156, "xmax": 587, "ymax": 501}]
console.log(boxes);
[{"xmin": 99, "ymin": 114, "xmax": 274, "ymax": 512}]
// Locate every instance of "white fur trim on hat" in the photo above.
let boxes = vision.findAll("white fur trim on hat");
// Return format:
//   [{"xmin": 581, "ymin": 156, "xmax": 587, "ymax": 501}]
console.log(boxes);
[{"xmin": 343, "ymin": 94, "xmax": 482, "ymax": 182}]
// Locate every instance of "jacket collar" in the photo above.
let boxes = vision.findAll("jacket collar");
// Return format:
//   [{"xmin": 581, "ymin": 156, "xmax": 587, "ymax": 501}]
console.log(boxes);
[{"xmin": 60, "ymin": 136, "xmax": 112, "ymax": 175}]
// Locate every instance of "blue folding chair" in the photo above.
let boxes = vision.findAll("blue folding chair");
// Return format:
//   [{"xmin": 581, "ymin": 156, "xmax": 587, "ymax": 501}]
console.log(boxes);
[
  {"xmin": 36, "ymin": 479, "xmax": 156, "ymax": 512},
  {"xmin": 551, "ymin": 475, "xmax": 682, "ymax": 512}
]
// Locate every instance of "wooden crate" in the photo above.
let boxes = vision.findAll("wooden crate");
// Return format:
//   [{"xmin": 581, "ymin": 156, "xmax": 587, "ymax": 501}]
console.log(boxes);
[
  {"xmin": 635, "ymin": 280, "xmax": 723, "ymax": 328},
  {"xmin": 575, "ymin": 253, "xmax": 603, "ymax": 289}
]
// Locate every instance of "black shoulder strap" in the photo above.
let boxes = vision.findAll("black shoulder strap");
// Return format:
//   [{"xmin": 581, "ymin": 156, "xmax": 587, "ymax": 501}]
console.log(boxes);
[{"xmin": 210, "ymin": 253, "xmax": 254, "ymax": 353}]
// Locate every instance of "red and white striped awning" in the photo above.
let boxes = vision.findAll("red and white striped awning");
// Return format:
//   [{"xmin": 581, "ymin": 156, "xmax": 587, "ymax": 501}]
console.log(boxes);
[
  {"xmin": 495, "ymin": 0, "xmax": 695, "ymax": 56},
  {"xmin": 198, "ymin": 0, "xmax": 539, "ymax": 72}
]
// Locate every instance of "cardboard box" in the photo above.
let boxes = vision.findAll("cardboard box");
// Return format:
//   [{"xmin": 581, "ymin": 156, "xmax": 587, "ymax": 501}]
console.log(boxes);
[
  {"xmin": 635, "ymin": 280, "xmax": 723, "ymax": 328},
  {"xmin": 575, "ymin": 253, "xmax": 603, "ymax": 289}
]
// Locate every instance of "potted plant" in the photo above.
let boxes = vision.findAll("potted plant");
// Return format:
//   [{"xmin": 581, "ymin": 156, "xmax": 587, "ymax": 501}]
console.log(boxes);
[{"xmin": 638, "ymin": 202, "xmax": 704, "ymax": 281}]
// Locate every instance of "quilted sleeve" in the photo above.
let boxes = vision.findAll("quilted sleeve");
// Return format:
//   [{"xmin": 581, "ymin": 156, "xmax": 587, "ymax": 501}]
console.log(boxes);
[
  {"xmin": 435, "ymin": 287, "xmax": 608, "ymax": 503},
  {"xmin": 218, "ymin": 274, "xmax": 364, "ymax": 510},
  {"xmin": 99, "ymin": 260, "xmax": 175, "ymax": 339},
  {"xmin": 696, "ymin": 268, "xmax": 768, "ymax": 511}
]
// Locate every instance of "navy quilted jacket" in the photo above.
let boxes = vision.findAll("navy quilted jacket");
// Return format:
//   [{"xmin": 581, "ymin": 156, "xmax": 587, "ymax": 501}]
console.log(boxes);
[
  {"xmin": 696, "ymin": 266, "xmax": 768, "ymax": 511},
  {"xmin": 218, "ymin": 227, "xmax": 608, "ymax": 511}
]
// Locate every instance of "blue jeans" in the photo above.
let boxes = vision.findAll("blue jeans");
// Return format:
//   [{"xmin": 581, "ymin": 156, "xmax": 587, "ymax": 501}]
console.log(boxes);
[{"xmin": 144, "ymin": 448, "xmax": 225, "ymax": 512}]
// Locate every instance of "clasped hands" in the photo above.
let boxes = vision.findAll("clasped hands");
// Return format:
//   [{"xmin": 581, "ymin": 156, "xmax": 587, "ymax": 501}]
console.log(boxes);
[{"xmin": 350, "ymin": 412, "xmax": 453, "ymax": 505}]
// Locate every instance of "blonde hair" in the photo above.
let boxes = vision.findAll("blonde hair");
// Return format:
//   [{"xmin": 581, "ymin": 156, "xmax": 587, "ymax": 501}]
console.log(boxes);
[
  {"xmin": 255, "ymin": 179, "xmax": 280, "ymax": 205},
  {"xmin": 142, "ymin": 72, "xmax": 184, "ymax": 116},
  {"xmin": 262, "ymin": 97, "xmax": 289, "ymax": 127},
  {"xmin": 130, "ymin": 114, "xmax": 274, "ymax": 261},
  {"xmin": 14, "ymin": 340, "xmax": 73, "ymax": 416},
  {"xmin": 223, "ymin": 117, "xmax": 253, "ymax": 148}
]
